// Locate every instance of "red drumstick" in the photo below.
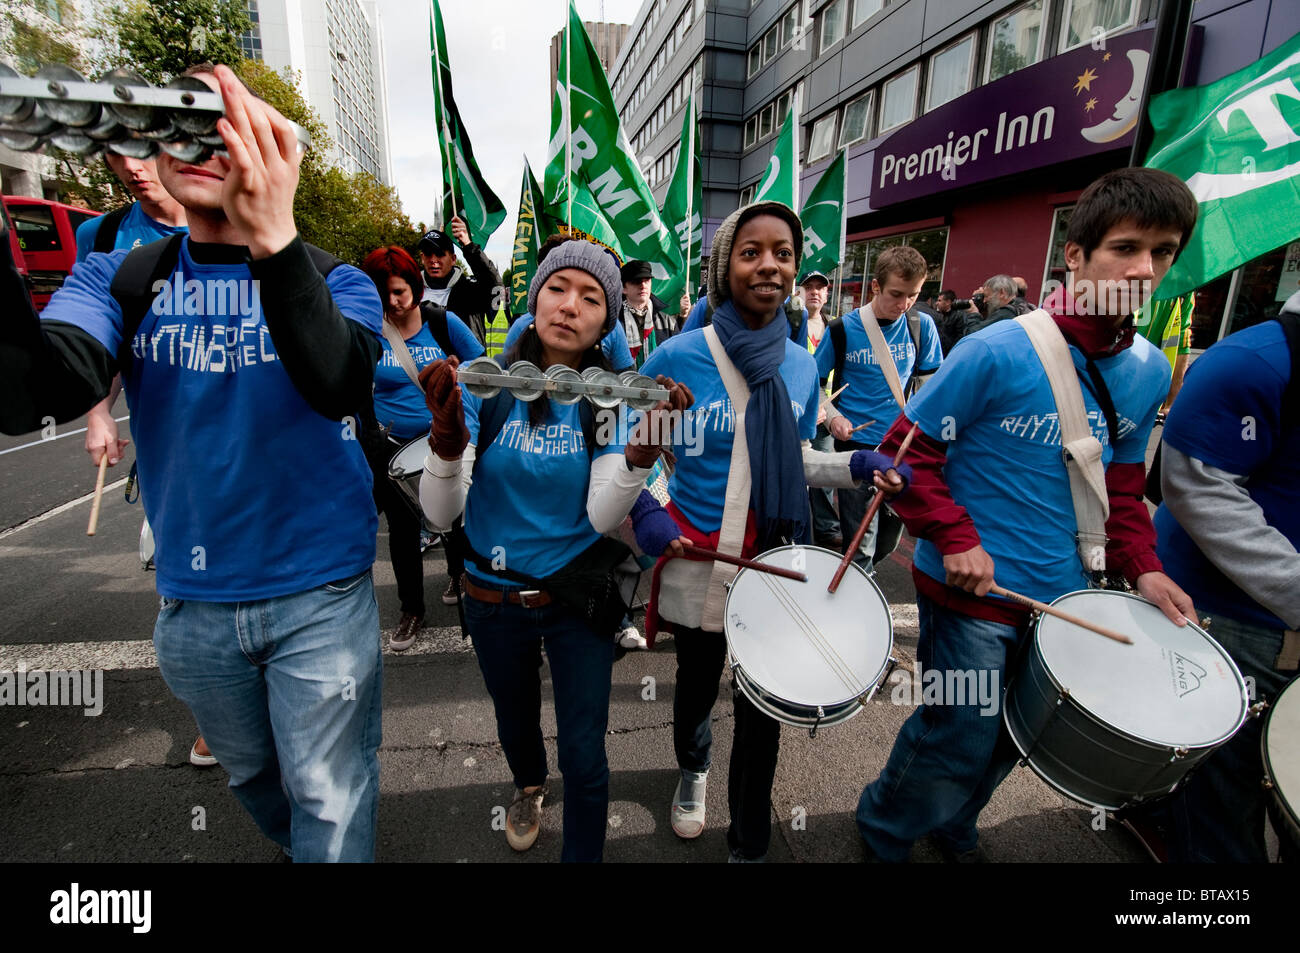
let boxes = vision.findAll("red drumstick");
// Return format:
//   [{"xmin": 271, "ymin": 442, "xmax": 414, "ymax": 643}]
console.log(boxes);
[
  {"xmin": 680, "ymin": 542, "xmax": 808, "ymax": 582},
  {"xmin": 827, "ymin": 421, "xmax": 920, "ymax": 594}
]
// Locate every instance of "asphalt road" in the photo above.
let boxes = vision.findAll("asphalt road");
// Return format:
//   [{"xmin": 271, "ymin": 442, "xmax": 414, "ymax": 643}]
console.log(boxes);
[{"xmin": 0, "ymin": 400, "xmax": 1164, "ymax": 863}]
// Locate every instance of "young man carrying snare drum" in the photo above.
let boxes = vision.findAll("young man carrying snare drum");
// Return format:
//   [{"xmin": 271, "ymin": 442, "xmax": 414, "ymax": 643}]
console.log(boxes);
[{"xmin": 856, "ymin": 167, "xmax": 1200, "ymax": 863}]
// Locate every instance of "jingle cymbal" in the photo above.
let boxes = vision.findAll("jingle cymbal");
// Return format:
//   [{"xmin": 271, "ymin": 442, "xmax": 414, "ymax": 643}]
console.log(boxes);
[
  {"xmin": 102, "ymin": 67, "xmax": 157, "ymax": 130},
  {"xmin": 544, "ymin": 365, "xmax": 584, "ymax": 405},
  {"xmin": 584, "ymin": 369, "xmax": 623, "ymax": 409},
  {"xmin": 457, "ymin": 356, "xmax": 505, "ymax": 400},
  {"xmin": 160, "ymin": 139, "xmax": 211, "ymax": 163},
  {"xmin": 106, "ymin": 136, "xmax": 159, "ymax": 159},
  {"xmin": 621, "ymin": 373, "xmax": 661, "ymax": 411},
  {"xmin": 34, "ymin": 64, "xmax": 100, "ymax": 127},
  {"xmin": 0, "ymin": 63, "xmax": 35, "ymax": 123},
  {"xmin": 508, "ymin": 361, "xmax": 545, "ymax": 402},
  {"xmin": 165, "ymin": 76, "xmax": 222, "ymax": 135}
]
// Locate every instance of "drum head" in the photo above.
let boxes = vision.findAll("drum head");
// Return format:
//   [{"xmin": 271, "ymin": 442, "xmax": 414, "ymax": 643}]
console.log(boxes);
[
  {"xmin": 726, "ymin": 546, "xmax": 892, "ymax": 709},
  {"xmin": 1037, "ymin": 590, "xmax": 1248, "ymax": 748},
  {"xmin": 1264, "ymin": 676, "xmax": 1300, "ymax": 822},
  {"xmin": 386, "ymin": 436, "xmax": 428, "ymax": 480}
]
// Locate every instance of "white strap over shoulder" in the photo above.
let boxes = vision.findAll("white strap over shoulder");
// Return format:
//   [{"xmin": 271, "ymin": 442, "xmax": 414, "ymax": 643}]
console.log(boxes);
[
  {"xmin": 380, "ymin": 321, "xmax": 424, "ymax": 389},
  {"xmin": 699, "ymin": 324, "xmax": 752, "ymax": 631},
  {"xmin": 1015, "ymin": 310, "xmax": 1110, "ymax": 573},
  {"xmin": 859, "ymin": 308, "xmax": 908, "ymax": 411}
]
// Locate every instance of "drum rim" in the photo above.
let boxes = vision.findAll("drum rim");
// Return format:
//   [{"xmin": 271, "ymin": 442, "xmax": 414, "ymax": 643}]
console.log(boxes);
[
  {"xmin": 1262, "ymin": 674, "xmax": 1300, "ymax": 828},
  {"xmin": 731, "ymin": 664, "xmax": 866, "ymax": 729},
  {"xmin": 1032, "ymin": 588, "xmax": 1251, "ymax": 750},
  {"xmin": 386, "ymin": 434, "xmax": 429, "ymax": 479},
  {"xmin": 726, "ymin": 544, "xmax": 894, "ymax": 710}
]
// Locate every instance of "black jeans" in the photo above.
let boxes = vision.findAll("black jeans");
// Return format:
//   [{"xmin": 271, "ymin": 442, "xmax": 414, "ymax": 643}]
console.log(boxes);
[
  {"xmin": 834, "ymin": 438, "xmax": 904, "ymax": 568},
  {"xmin": 368, "ymin": 437, "xmax": 425, "ymax": 618},
  {"xmin": 672, "ymin": 626, "xmax": 781, "ymax": 860}
]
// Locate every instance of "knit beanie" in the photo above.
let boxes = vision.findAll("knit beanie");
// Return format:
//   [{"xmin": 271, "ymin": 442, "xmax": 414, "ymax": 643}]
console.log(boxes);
[
  {"xmin": 528, "ymin": 240, "xmax": 624, "ymax": 333},
  {"xmin": 706, "ymin": 201, "xmax": 804, "ymax": 310}
]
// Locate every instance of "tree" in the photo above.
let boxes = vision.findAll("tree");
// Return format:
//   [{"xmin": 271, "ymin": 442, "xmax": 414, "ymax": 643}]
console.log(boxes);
[{"xmin": 96, "ymin": 0, "xmax": 251, "ymax": 83}]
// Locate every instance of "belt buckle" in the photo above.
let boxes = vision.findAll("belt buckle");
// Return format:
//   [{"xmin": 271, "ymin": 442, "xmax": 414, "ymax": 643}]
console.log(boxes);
[{"xmin": 518, "ymin": 589, "xmax": 544, "ymax": 608}]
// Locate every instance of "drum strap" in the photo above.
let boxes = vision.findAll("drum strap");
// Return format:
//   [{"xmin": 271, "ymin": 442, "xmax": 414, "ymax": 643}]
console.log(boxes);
[
  {"xmin": 1016, "ymin": 310, "xmax": 1110, "ymax": 573},
  {"xmin": 859, "ymin": 307, "xmax": 908, "ymax": 412},
  {"xmin": 699, "ymin": 324, "xmax": 753, "ymax": 632},
  {"xmin": 380, "ymin": 321, "xmax": 424, "ymax": 389}
]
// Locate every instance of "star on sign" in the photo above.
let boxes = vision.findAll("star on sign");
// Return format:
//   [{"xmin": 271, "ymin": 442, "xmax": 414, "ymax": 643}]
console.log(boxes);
[
  {"xmin": 1103, "ymin": 52, "xmax": 1112, "ymax": 61},
  {"xmin": 1074, "ymin": 67, "xmax": 1098, "ymax": 95},
  {"xmin": 1084, "ymin": 97, "xmax": 1098, "ymax": 113}
]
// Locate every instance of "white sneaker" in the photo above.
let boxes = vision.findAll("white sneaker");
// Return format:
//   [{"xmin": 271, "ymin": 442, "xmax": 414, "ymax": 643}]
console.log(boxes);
[
  {"xmin": 618, "ymin": 624, "xmax": 648, "ymax": 650},
  {"xmin": 671, "ymin": 770, "xmax": 707, "ymax": 839}
]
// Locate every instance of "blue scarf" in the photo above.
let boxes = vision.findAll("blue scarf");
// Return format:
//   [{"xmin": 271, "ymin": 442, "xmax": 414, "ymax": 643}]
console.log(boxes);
[{"xmin": 711, "ymin": 300, "xmax": 808, "ymax": 546}]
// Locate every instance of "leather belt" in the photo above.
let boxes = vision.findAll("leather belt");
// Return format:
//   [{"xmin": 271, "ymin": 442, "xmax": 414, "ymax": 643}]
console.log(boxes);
[{"xmin": 460, "ymin": 573, "xmax": 553, "ymax": 608}]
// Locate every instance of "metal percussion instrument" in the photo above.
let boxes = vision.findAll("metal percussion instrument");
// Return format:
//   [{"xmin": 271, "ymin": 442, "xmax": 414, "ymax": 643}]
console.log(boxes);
[
  {"xmin": 0, "ymin": 61, "xmax": 312, "ymax": 161},
  {"xmin": 386, "ymin": 436, "xmax": 429, "ymax": 519},
  {"xmin": 456, "ymin": 356, "xmax": 667, "ymax": 410},
  {"xmin": 1004, "ymin": 589, "xmax": 1250, "ymax": 810},
  {"xmin": 723, "ymin": 545, "xmax": 896, "ymax": 734},
  {"xmin": 1262, "ymin": 675, "xmax": 1300, "ymax": 853}
]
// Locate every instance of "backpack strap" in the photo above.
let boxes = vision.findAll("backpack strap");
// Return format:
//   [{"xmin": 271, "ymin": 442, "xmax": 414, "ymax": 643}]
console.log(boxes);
[
  {"xmin": 829, "ymin": 318, "xmax": 846, "ymax": 396},
  {"xmin": 108, "ymin": 233, "xmax": 186, "ymax": 377},
  {"xmin": 419, "ymin": 300, "xmax": 455, "ymax": 358},
  {"xmin": 784, "ymin": 298, "xmax": 804, "ymax": 339},
  {"xmin": 905, "ymin": 307, "xmax": 929, "ymax": 398},
  {"xmin": 303, "ymin": 244, "xmax": 343, "ymax": 278},
  {"xmin": 93, "ymin": 205, "xmax": 132, "ymax": 254}
]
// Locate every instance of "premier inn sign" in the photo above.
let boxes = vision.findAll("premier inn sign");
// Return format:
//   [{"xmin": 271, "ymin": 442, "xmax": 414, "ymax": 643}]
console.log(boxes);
[{"xmin": 870, "ymin": 25, "xmax": 1155, "ymax": 208}]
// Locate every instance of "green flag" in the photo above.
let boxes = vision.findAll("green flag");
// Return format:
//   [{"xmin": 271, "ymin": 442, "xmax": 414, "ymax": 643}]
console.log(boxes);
[
  {"xmin": 659, "ymin": 92, "xmax": 703, "ymax": 309},
  {"xmin": 753, "ymin": 92, "xmax": 799, "ymax": 208},
  {"xmin": 1144, "ymin": 32, "xmax": 1300, "ymax": 299},
  {"xmin": 509, "ymin": 159, "xmax": 558, "ymax": 316},
  {"xmin": 544, "ymin": 1, "xmax": 681, "ymax": 282},
  {"xmin": 430, "ymin": 0, "xmax": 506, "ymax": 246},
  {"xmin": 799, "ymin": 150, "xmax": 846, "ymax": 278}
]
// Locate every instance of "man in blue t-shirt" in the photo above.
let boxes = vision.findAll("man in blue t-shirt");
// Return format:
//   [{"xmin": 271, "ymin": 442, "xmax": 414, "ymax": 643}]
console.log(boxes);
[
  {"xmin": 816, "ymin": 246, "xmax": 942, "ymax": 567},
  {"xmin": 0, "ymin": 66, "xmax": 385, "ymax": 863},
  {"xmin": 77, "ymin": 152, "xmax": 189, "ymax": 472},
  {"xmin": 855, "ymin": 167, "xmax": 1201, "ymax": 863},
  {"xmin": 1154, "ymin": 294, "xmax": 1300, "ymax": 864}
]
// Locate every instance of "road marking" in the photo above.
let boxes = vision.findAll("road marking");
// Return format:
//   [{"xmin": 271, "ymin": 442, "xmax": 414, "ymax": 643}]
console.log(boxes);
[
  {"xmin": 0, "ymin": 478, "xmax": 129, "ymax": 539},
  {"xmin": 0, "ymin": 416, "xmax": 130, "ymax": 457},
  {"xmin": 0, "ymin": 605, "xmax": 921, "ymax": 672}
]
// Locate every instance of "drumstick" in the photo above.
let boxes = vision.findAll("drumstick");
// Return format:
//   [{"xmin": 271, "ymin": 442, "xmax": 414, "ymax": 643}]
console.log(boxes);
[
  {"xmin": 989, "ymin": 585, "xmax": 1134, "ymax": 645},
  {"xmin": 828, "ymin": 421, "xmax": 920, "ymax": 594},
  {"xmin": 848, "ymin": 420, "xmax": 876, "ymax": 435},
  {"xmin": 820, "ymin": 383, "xmax": 849, "ymax": 405},
  {"xmin": 86, "ymin": 454, "xmax": 109, "ymax": 537},
  {"xmin": 680, "ymin": 542, "xmax": 808, "ymax": 582}
]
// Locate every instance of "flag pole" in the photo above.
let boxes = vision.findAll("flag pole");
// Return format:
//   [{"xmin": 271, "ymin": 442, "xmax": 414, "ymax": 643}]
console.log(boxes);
[
  {"xmin": 429, "ymin": 1, "xmax": 459, "ymax": 226},
  {"xmin": 837, "ymin": 150, "xmax": 847, "ymax": 316},
  {"xmin": 792, "ymin": 84, "xmax": 802, "ymax": 213},
  {"xmin": 564, "ymin": 1, "xmax": 573, "ymax": 230},
  {"xmin": 684, "ymin": 92, "xmax": 695, "ymax": 296}
]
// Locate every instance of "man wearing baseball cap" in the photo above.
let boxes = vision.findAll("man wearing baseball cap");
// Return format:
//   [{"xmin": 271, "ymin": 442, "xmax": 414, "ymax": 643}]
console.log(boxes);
[
  {"xmin": 620, "ymin": 259, "xmax": 678, "ymax": 368},
  {"xmin": 799, "ymin": 269, "xmax": 841, "ymax": 548},
  {"xmin": 418, "ymin": 214, "xmax": 503, "ymax": 345}
]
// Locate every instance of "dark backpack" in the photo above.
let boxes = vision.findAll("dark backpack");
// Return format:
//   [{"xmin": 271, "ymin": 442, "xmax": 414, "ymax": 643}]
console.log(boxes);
[
  {"xmin": 107, "ymin": 233, "xmax": 343, "ymax": 377},
  {"xmin": 826, "ymin": 307, "xmax": 924, "ymax": 402},
  {"xmin": 703, "ymin": 297, "xmax": 804, "ymax": 340},
  {"xmin": 91, "ymin": 205, "xmax": 132, "ymax": 254},
  {"xmin": 418, "ymin": 299, "xmax": 456, "ymax": 359}
]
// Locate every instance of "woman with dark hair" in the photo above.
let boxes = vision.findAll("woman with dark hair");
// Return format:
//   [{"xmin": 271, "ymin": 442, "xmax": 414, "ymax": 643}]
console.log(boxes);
[
  {"xmin": 631, "ymin": 202, "xmax": 910, "ymax": 862},
  {"xmin": 419, "ymin": 240, "xmax": 690, "ymax": 862},
  {"xmin": 361, "ymin": 245, "xmax": 483, "ymax": 650}
]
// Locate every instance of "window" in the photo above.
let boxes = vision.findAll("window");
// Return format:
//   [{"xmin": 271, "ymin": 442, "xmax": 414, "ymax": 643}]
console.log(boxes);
[
  {"xmin": 838, "ymin": 91, "xmax": 872, "ymax": 146},
  {"xmin": 1060, "ymin": 0, "xmax": 1136, "ymax": 52},
  {"xmin": 776, "ymin": 89, "xmax": 792, "ymax": 124},
  {"xmin": 779, "ymin": 8, "xmax": 798, "ymax": 46},
  {"xmin": 7, "ymin": 203, "xmax": 60, "ymax": 253},
  {"xmin": 745, "ymin": 116, "xmax": 759, "ymax": 147},
  {"xmin": 764, "ymin": 28, "xmax": 778, "ymax": 61},
  {"xmin": 760, "ymin": 103, "xmax": 775, "ymax": 138},
  {"xmin": 844, "ymin": 226, "xmax": 950, "ymax": 308},
  {"xmin": 879, "ymin": 66, "xmax": 918, "ymax": 132},
  {"xmin": 748, "ymin": 46, "xmax": 762, "ymax": 77},
  {"xmin": 65, "ymin": 209, "xmax": 96, "ymax": 235},
  {"xmin": 926, "ymin": 34, "xmax": 974, "ymax": 112},
  {"xmin": 739, "ymin": 184, "xmax": 757, "ymax": 205},
  {"xmin": 807, "ymin": 114, "xmax": 837, "ymax": 162},
  {"xmin": 987, "ymin": 0, "xmax": 1045, "ymax": 82},
  {"xmin": 820, "ymin": 0, "xmax": 847, "ymax": 50},
  {"xmin": 852, "ymin": 0, "xmax": 884, "ymax": 29},
  {"xmin": 1041, "ymin": 205, "xmax": 1074, "ymax": 295}
]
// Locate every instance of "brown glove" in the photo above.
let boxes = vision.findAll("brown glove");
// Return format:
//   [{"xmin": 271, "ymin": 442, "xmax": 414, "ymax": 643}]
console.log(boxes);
[
  {"xmin": 419, "ymin": 357, "xmax": 470, "ymax": 460},
  {"xmin": 625, "ymin": 375, "xmax": 694, "ymax": 469}
]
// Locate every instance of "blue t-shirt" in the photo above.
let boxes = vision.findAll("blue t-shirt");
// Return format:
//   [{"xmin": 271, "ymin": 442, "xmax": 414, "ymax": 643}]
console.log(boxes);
[
  {"xmin": 639, "ymin": 328, "xmax": 820, "ymax": 534},
  {"xmin": 463, "ymin": 394, "xmax": 626, "ymax": 583},
  {"xmin": 74, "ymin": 202, "xmax": 186, "ymax": 261},
  {"xmin": 374, "ymin": 317, "xmax": 482, "ymax": 441},
  {"xmin": 908, "ymin": 320, "xmax": 1169, "ymax": 603},
  {"xmin": 41, "ymin": 242, "xmax": 384, "ymax": 601},
  {"xmin": 814, "ymin": 308, "xmax": 943, "ymax": 446},
  {"xmin": 681, "ymin": 295, "xmax": 811, "ymax": 349},
  {"xmin": 503, "ymin": 312, "xmax": 634, "ymax": 371},
  {"xmin": 1155, "ymin": 321, "xmax": 1299, "ymax": 630}
]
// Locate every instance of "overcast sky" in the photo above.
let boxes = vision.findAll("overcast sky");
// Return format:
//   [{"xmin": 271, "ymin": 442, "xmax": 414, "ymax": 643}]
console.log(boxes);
[{"xmin": 376, "ymin": 0, "xmax": 646, "ymax": 270}]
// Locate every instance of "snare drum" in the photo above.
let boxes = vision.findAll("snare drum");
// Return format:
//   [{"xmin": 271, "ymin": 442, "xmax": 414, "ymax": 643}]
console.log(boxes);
[
  {"xmin": 1263, "ymin": 675, "xmax": 1300, "ymax": 852},
  {"xmin": 723, "ymin": 545, "xmax": 894, "ymax": 732},
  {"xmin": 1004, "ymin": 589, "xmax": 1250, "ymax": 810},
  {"xmin": 386, "ymin": 436, "xmax": 428, "ymax": 517}
]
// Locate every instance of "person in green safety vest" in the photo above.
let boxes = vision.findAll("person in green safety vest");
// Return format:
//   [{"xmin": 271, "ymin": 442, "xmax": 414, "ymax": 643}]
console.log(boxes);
[
  {"xmin": 484, "ymin": 303, "xmax": 509, "ymax": 359},
  {"xmin": 1134, "ymin": 291, "xmax": 1194, "ymax": 414}
]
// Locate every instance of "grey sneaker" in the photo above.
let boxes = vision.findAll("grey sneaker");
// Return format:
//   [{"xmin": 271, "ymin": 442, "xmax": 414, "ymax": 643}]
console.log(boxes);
[
  {"xmin": 671, "ymin": 769, "xmax": 707, "ymax": 839},
  {"xmin": 506, "ymin": 785, "xmax": 546, "ymax": 851}
]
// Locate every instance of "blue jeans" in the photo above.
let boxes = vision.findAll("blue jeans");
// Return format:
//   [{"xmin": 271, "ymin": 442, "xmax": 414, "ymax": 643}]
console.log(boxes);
[
  {"xmin": 463, "ymin": 586, "xmax": 615, "ymax": 862},
  {"xmin": 857, "ymin": 591, "xmax": 1027, "ymax": 861},
  {"xmin": 152, "ymin": 569, "xmax": 383, "ymax": 862},
  {"xmin": 1165, "ymin": 611, "xmax": 1299, "ymax": 863}
]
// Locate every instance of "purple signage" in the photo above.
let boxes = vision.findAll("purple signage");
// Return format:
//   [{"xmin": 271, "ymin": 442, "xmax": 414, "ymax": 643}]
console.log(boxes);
[{"xmin": 871, "ymin": 25, "xmax": 1155, "ymax": 208}]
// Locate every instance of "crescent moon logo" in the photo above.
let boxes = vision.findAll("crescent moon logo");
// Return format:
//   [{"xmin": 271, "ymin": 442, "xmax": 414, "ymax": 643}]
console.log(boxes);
[{"xmin": 1081, "ymin": 48, "xmax": 1151, "ymax": 144}]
